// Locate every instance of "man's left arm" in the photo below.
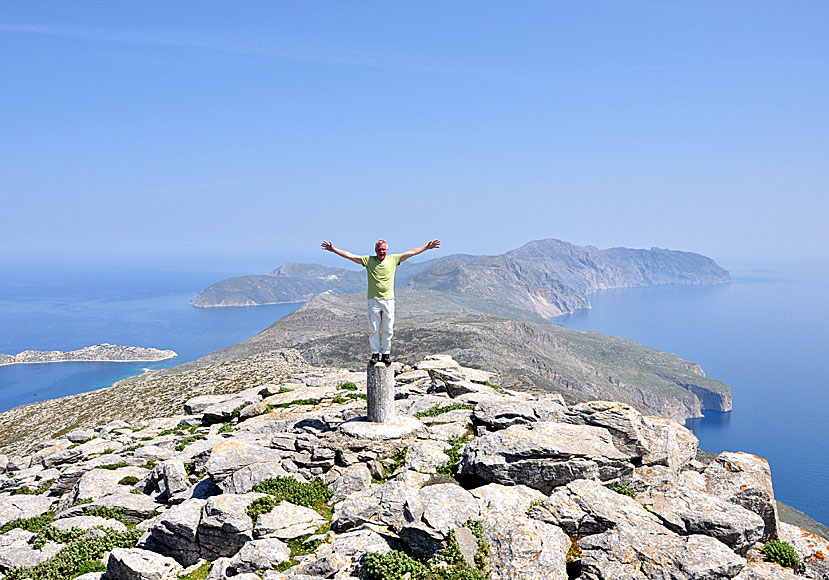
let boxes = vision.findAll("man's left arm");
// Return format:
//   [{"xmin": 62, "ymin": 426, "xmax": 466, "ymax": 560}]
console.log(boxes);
[{"xmin": 399, "ymin": 240, "xmax": 441, "ymax": 263}]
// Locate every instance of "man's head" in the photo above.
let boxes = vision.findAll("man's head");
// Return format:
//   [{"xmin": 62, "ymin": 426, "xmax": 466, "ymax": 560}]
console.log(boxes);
[{"xmin": 375, "ymin": 239, "xmax": 388, "ymax": 260}]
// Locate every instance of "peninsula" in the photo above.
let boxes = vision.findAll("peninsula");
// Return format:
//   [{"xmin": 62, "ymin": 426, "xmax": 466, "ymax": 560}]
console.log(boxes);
[
  {"xmin": 191, "ymin": 238, "xmax": 730, "ymax": 318},
  {"xmin": 0, "ymin": 344, "xmax": 177, "ymax": 367}
]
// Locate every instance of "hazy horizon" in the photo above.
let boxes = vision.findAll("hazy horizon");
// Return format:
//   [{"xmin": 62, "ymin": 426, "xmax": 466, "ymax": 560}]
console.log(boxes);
[{"xmin": 2, "ymin": 2, "xmax": 827, "ymax": 267}]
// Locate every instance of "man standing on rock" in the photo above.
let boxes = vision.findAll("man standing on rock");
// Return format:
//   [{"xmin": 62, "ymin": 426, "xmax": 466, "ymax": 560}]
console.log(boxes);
[{"xmin": 321, "ymin": 238, "xmax": 441, "ymax": 365}]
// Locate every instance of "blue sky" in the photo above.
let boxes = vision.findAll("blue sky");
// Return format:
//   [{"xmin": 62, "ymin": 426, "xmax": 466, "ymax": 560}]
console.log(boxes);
[{"xmin": 1, "ymin": 2, "xmax": 827, "ymax": 270}]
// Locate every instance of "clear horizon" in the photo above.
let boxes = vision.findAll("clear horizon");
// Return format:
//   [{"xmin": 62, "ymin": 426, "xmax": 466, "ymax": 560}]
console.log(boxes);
[{"xmin": 2, "ymin": 2, "xmax": 827, "ymax": 265}]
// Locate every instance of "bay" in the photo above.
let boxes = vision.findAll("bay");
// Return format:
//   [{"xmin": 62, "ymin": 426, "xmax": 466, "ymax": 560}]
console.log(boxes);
[
  {"xmin": 554, "ymin": 260, "xmax": 829, "ymax": 526},
  {"xmin": 0, "ymin": 262, "xmax": 300, "ymax": 413}
]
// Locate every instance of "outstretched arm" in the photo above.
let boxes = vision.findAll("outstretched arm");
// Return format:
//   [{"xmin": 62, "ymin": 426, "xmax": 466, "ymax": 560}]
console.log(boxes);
[
  {"xmin": 321, "ymin": 241, "xmax": 363, "ymax": 265},
  {"xmin": 399, "ymin": 240, "xmax": 441, "ymax": 263}
]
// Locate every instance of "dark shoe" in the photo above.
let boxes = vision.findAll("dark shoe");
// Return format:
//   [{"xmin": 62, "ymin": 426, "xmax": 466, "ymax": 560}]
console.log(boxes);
[
  {"xmin": 369, "ymin": 353, "xmax": 380, "ymax": 365},
  {"xmin": 381, "ymin": 353, "xmax": 391, "ymax": 365}
]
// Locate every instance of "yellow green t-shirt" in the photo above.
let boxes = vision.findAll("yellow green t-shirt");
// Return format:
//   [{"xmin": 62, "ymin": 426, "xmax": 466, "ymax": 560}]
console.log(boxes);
[{"xmin": 360, "ymin": 254, "xmax": 402, "ymax": 299}]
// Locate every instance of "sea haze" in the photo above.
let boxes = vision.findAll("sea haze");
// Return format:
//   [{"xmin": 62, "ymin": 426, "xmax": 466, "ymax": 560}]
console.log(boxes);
[
  {"xmin": 554, "ymin": 260, "xmax": 829, "ymax": 526},
  {"xmin": 0, "ymin": 262, "xmax": 300, "ymax": 413}
]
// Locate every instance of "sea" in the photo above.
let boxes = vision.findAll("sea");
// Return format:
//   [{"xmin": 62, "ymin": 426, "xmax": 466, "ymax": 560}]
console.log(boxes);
[{"xmin": 0, "ymin": 258, "xmax": 827, "ymax": 525}]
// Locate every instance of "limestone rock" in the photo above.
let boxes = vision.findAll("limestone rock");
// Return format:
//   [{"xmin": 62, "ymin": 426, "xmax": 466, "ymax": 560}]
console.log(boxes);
[
  {"xmin": 636, "ymin": 482, "xmax": 765, "ymax": 555},
  {"xmin": 569, "ymin": 401, "xmax": 650, "ymax": 456},
  {"xmin": 704, "ymin": 452, "xmax": 780, "ymax": 542},
  {"xmin": 107, "ymin": 547, "xmax": 182, "ymax": 580},
  {"xmin": 197, "ymin": 493, "xmax": 264, "ymax": 560},
  {"xmin": 779, "ymin": 522, "xmax": 829, "ymax": 580},
  {"xmin": 138, "ymin": 499, "xmax": 206, "ymax": 566},
  {"xmin": 534, "ymin": 478, "xmax": 662, "ymax": 537},
  {"xmin": 640, "ymin": 415, "xmax": 698, "ymax": 470},
  {"xmin": 733, "ymin": 561, "xmax": 799, "ymax": 579},
  {"xmin": 577, "ymin": 525, "xmax": 746, "ymax": 580},
  {"xmin": 204, "ymin": 439, "xmax": 285, "ymax": 485},
  {"xmin": 254, "ymin": 501, "xmax": 327, "ymax": 540},
  {"xmin": 471, "ymin": 483, "xmax": 547, "ymax": 519},
  {"xmin": 483, "ymin": 514, "xmax": 570, "ymax": 580},
  {"xmin": 151, "ymin": 460, "xmax": 191, "ymax": 502},
  {"xmin": 328, "ymin": 464, "xmax": 372, "ymax": 504},
  {"xmin": 72, "ymin": 466, "xmax": 150, "ymax": 503},
  {"xmin": 227, "ymin": 538, "xmax": 290, "ymax": 573},
  {"xmin": 403, "ymin": 440, "xmax": 451, "ymax": 474},
  {"xmin": 0, "ymin": 538, "xmax": 62, "ymax": 571},
  {"xmin": 292, "ymin": 529, "xmax": 394, "ymax": 578},
  {"xmin": 472, "ymin": 397, "xmax": 567, "ymax": 432},
  {"xmin": 399, "ymin": 483, "xmax": 480, "ymax": 557},
  {"xmin": 218, "ymin": 461, "xmax": 291, "ymax": 495},
  {"xmin": 0, "ymin": 494, "xmax": 56, "ymax": 528},
  {"xmin": 459, "ymin": 422, "xmax": 635, "ymax": 494},
  {"xmin": 332, "ymin": 479, "xmax": 419, "ymax": 532}
]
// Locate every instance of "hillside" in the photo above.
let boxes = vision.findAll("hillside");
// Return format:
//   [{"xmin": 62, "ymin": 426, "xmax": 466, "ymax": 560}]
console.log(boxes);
[
  {"xmin": 164, "ymin": 291, "xmax": 730, "ymax": 423},
  {"xmin": 191, "ymin": 239, "xmax": 729, "ymax": 317}
]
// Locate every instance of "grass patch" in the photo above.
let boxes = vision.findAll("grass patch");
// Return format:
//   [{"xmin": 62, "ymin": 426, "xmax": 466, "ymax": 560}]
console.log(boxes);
[
  {"xmin": 471, "ymin": 379, "xmax": 503, "ymax": 391},
  {"xmin": 436, "ymin": 434, "xmax": 471, "ymax": 478},
  {"xmin": 611, "ymin": 485, "xmax": 636, "ymax": 498},
  {"xmin": 265, "ymin": 398, "xmax": 319, "ymax": 412},
  {"xmin": 337, "ymin": 382, "xmax": 358, "ymax": 391},
  {"xmin": 230, "ymin": 403, "xmax": 250, "ymax": 419},
  {"xmin": 175, "ymin": 434, "xmax": 206, "ymax": 451},
  {"xmin": 387, "ymin": 447, "xmax": 408, "ymax": 476},
  {"xmin": 96, "ymin": 462, "xmax": 129, "ymax": 470},
  {"xmin": 414, "ymin": 403, "xmax": 475, "ymax": 418},
  {"xmin": 345, "ymin": 392, "xmax": 366, "ymax": 401},
  {"xmin": 118, "ymin": 476, "xmax": 140, "ymax": 486},
  {"xmin": 11, "ymin": 479, "xmax": 55, "ymax": 496},
  {"xmin": 218, "ymin": 422, "xmax": 233, "ymax": 434},
  {"xmin": 84, "ymin": 506, "xmax": 134, "ymax": 528},
  {"xmin": 180, "ymin": 561, "xmax": 212, "ymax": 580},
  {"xmin": 140, "ymin": 436, "xmax": 154, "ymax": 441}
]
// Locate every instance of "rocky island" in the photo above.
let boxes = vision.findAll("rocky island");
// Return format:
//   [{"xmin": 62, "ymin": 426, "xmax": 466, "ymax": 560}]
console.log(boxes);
[
  {"xmin": 191, "ymin": 238, "xmax": 730, "ymax": 317},
  {"xmin": 0, "ymin": 352, "xmax": 825, "ymax": 580},
  {"xmin": 0, "ymin": 344, "xmax": 178, "ymax": 367}
]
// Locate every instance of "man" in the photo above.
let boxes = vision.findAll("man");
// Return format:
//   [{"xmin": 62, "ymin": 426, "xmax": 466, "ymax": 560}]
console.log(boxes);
[{"xmin": 321, "ymin": 238, "xmax": 441, "ymax": 365}]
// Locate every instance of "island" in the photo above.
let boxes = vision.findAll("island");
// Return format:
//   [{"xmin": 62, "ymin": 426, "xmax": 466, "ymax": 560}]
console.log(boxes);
[{"xmin": 0, "ymin": 343, "xmax": 178, "ymax": 366}]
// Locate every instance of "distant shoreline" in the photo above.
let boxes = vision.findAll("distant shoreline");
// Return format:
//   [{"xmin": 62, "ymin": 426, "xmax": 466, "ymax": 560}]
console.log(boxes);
[
  {"xmin": 0, "ymin": 343, "xmax": 178, "ymax": 367},
  {"xmin": 0, "ymin": 357, "xmax": 177, "ymax": 367}
]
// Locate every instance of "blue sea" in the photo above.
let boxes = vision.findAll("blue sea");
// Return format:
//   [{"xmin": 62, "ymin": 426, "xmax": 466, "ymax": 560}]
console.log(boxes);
[
  {"xmin": 1, "ymin": 259, "xmax": 827, "ymax": 525},
  {"xmin": 554, "ymin": 260, "xmax": 829, "ymax": 526}
]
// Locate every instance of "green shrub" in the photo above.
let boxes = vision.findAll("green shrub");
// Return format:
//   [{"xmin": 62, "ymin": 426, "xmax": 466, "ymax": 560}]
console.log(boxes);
[
  {"xmin": 140, "ymin": 436, "xmax": 153, "ymax": 441},
  {"xmin": 437, "ymin": 434, "xmax": 471, "ymax": 478},
  {"xmin": 414, "ymin": 403, "xmax": 475, "ymax": 418},
  {"xmin": 0, "ymin": 512, "xmax": 55, "ymax": 534},
  {"xmin": 387, "ymin": 447, "xmax": 408, "ymax": 475},
  {"xmin": 346, "ymin": 393, "xmax": 367, "ymax": 401},
  {"xmin": 118, "ymin": 476, "xmax": 139, "ymax": 486},
  {"xmin": 11, "ymin": 479, "xmax": 54, "ymax": 496},
  {"xmin": 218, "ymin": 422, "xmax": 233, "ymax": 434},
  {"xmin": 337, "ymin": 382, "xmax": 358, "ymax": 391},
  {"xmin": 365, "ymin": 550, "xmax": 430, "ymax": 580},
  {"xmin": 611, "ymin": 486, "xmax": 636, "ymax": 498},
  {"xmin": 84, "ymin": 506, "xmax": 132, "ymax": 528},
  {"xmin": 761, "ymin": 540, "xmax": 800, "ymax": 568},
  {"xmin": 3, "ymin": 528, "xmax": 141, "ymax": 580},
  {"xmin": 96, "ymin": 462, "xmax": 128, "ymax": 470},
  {"xmin": 230, "ymin": 403, "xmax": 249, "ymax": 419},
  {"xmin": 179, "ymin": 561, "xmax": 212, "ymax": 580},
  {"xmin": 251, "ymin": 477, "xmax": 332, "ymax": 515},
  {"xmin": 331, "ymin": 396, "xmax": 346, "ymax": 404}
]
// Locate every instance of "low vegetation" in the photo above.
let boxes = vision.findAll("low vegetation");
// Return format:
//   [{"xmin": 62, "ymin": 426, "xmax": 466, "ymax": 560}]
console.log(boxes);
[{"xmin": 761, "ymin": 540, "xmax": 800, "ymax": 568}]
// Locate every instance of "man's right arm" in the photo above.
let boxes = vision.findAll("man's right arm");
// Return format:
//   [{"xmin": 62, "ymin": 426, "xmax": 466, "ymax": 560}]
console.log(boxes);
[{"xmin": 321, "ymin": 241, "xmax": 363, "ymax": 265}]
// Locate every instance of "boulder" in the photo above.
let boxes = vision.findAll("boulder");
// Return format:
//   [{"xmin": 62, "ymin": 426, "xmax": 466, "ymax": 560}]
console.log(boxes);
[
  {"xmin": 533, "ymin": 479, "xmax": 662, "ymax": 537},
  {"xmin": 197, "ymin": 493, "xmax": 265, "ymax": 560},
  {"xmin": 483, "ymin": 514, "xmax": 570, "ymax": 580},
  {"xmin": 577, "ymin": 525, "xmax": 746, "ymax": 580},
  {"xmin": 0, "ymin": 494, "xmax": 56, "ymax": 528},
  {"xmin": 151, "ymin": 460, "xmax": 191, "ymax": 502},
  {"xmin": 292, "ymin": 529, "xmax": 394, "ymax": 578},
  {"xmin": 471, "ymin": 483, "xmax": 547, "ymax": 519},
  {"xmin": 403, "ymin": 440, "xmax": 451, "ymax": 474},
  {"xmin": 472, "ymin": 398, "xmax": 566, "ymax": 432},
  {"xmin": 636, "ymin": 482, "xmax": 765, "ymax": 555},
  {"xmin": 0, "ymin": 539, "xmax": 63, "ymax": 570},
  {"xmin": 332, "ymin": 479, "xmax": 419, "ymax": 532},
  {"xmin": 219, "ymin": 461, "xmax": 292, "ymax": 494},
  {"xmin": 640, "ymin": 415, "xmax": 698, "ymax": 470},
  {"xmin": 254, "ymin": 501, "xmax": 327, "ymax": 540},
  {"xmin": 704, "ymin": 452, "xmax": 780, "ymax": 542},
  {"xmin": 107, "ymin": 547, "xmax": 182, "ymax": 580},
  {"xmin": 41, "ymin": 446, "xmax": 84, "ymax": 469},
  {"xmin": 204, "ymin": 439, "xmax": 284, "ymax": 485},
  {"xmin": 227, "ymin": 538, "xmax": 290, "ymax": 573},
  {"xmin": 72, "ymin": 466, "xmax": 150, "ymax": 503},
  {"xmin": 328, "ymin": 464, "xmax": 372, "ymax": 504},
  {"xmin": 399, "ymin": 483, "xmax": 480, "ymax": 557},
  {"xmin": 459, "ymin": 422, "xmax": 636, "ymax": 494},
  {"xmin": 733, "ymin": 561, "xmax": 799, "ymax": 579},
  {"xmin": 138, "ymin": 499, "xmax": 206, "ymax": 566}
]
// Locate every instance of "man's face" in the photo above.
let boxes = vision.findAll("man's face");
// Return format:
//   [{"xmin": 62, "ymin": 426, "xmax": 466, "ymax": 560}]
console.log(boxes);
[{"xmin": 375, "ymin": 243, "xmax": 388, "ymax": 260}]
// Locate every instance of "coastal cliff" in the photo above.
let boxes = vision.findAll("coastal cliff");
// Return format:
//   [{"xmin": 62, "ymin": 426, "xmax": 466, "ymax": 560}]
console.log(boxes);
[
  {"xmin": 191, "ymin": 239, "xmax": 730, "ymax": 317},
  {"xmin": 0, "ymin": 352, "xmax": 824, "ymax": 580},
  {"xmin": 0, "ymin": 344, "xmax": 177, "ymax": 366}
]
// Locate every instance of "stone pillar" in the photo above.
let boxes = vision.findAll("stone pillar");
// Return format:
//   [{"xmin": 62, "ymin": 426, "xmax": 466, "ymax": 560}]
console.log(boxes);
[{"xmin": 367, "ymin": 363, "xmax": 395, "ymax": 422}]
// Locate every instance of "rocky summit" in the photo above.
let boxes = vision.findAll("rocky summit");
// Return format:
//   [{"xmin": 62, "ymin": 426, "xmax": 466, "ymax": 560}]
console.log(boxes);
[{"xmin": 0, "ymin": 353, "xmax": 825, "ymax": 580}]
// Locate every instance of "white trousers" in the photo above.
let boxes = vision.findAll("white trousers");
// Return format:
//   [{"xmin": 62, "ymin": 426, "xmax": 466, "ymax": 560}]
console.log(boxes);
[{"xmin": 367, "ymin": 298, "xmax": 395, "ymax": 354}]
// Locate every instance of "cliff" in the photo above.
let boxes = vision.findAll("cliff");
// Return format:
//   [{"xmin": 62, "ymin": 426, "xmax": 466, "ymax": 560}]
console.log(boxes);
[
  {"xmin": 0, "ymin": 353, "xmax": 824, "ymax": 580},
  {"xmin": 190, "ymin": 239, "xmax": 730, "ymax": 317},
  {"xmin": 0, "ymin": 344, "xmax": 177, "ymax": 366}
]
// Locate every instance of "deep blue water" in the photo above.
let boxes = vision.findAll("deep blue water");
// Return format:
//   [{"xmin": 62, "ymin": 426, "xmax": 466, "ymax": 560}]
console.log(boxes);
[
  {"xmin": 554, "ymin": 261, "xmax": 829, "ymax": 526},
  {"xmin": 0, "ymin": 263, "xmax": 300, "ymax": 413}
]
